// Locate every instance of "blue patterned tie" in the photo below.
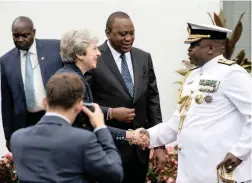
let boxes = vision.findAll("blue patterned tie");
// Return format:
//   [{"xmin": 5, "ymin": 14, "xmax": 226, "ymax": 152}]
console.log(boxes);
[
  {"xmin": 120, "ymin": 54, "xmax": 134, "ymax": 97},
  {"xmin": 24, "ymin": 52, "xmax": 36, "ymax": 109}
]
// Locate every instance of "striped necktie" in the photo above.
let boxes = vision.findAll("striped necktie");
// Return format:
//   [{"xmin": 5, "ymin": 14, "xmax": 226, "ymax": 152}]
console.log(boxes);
[{"xmin": 120, "ymin": 54, "xmax": 134, "ymax": 97}]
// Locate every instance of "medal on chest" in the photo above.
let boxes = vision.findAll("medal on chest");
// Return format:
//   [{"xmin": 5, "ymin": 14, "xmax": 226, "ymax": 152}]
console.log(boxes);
[{"xmin": 199, "ymin": 79, "xmax": 220, "ymax": 93}]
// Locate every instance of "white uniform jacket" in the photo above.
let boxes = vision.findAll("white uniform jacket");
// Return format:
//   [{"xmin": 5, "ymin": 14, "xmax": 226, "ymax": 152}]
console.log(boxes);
[{"xmin": 148, "ymin": 55, "xmax": 252, "ymax": 183}]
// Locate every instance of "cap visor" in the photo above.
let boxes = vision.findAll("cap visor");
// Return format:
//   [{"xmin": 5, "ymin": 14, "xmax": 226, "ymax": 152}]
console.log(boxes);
[{"xmin": 184, "ymin": 37, "xmax": 203, "ymax": 44}]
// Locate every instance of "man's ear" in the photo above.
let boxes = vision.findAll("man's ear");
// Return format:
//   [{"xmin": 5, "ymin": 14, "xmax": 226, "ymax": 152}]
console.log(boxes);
[
  {"xmin": 208, "ymin": 44, "xmax": 215, "ymax": 55},
  {"xmin": 42, "ymin": 97, "xmax": 47, "ymax": 109},
  {"xmin": 32, "ymin": 29, "xmax": 36, "ymax": 37},
  {"xmin": 79, "ymin": 100, "xmax": 83, "ymax": 108},
  {"xmin": 75, "ymin": 100, "xmax": 83, "ymax": 113},
  {"xmin": 105, "ymin": 28, "xmax": 110, "ymax": 39}
]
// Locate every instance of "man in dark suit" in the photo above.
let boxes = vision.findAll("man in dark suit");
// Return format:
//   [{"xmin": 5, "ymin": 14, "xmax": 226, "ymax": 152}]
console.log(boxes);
[
  {"xmin": 87, "ymin": 11, "xmax": 165, "ymax": 183},
  {"xmin": 10, "ymin": 73, "xmax": 123, "ymax": 183},
  {"xmin": 0, "ymin": 16, "xmax": 63, "ymax": 150}
]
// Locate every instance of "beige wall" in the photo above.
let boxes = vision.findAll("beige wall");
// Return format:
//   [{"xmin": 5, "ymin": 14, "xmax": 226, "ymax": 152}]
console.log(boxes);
[{"xmin": 0, "ymin": 1, "xmax": 221, "ymax": 154}]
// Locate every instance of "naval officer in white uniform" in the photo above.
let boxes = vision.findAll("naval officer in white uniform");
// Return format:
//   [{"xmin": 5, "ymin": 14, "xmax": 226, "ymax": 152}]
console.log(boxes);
[{"xmin": 138, "ymin": 23, "xmax": 251, "ymax": 183}]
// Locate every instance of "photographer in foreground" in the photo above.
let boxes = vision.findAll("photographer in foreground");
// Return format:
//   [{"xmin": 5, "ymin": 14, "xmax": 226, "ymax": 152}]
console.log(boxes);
[{"xmin": 10, "ymin": 73, "xmax": 123, "ymax": 183}]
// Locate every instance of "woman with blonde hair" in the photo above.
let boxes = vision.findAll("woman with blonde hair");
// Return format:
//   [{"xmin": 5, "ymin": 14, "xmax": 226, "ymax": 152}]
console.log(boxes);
[{"xmin": 56, "ymin": 29, "xmax": 146, "ymax": 145}]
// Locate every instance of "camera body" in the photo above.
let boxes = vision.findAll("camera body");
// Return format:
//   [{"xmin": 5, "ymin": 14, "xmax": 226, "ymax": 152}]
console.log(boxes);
[{"xmin": 73, "ymin": 103, "xmax": 94, "ymax": 131}]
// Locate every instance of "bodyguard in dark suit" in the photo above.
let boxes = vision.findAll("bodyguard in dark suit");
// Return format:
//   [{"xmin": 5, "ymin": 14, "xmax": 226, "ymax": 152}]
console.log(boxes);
[
  {"xmin": 86, "ymin": 12, "xmax": 165, "ymax": 183},
  {"xmin": 0, "ymin": 16, "xmax": 63, "ymax": 150},
  {"xmin": 10, "ymin": 73, "xmax": 123, "ymax": 183}
]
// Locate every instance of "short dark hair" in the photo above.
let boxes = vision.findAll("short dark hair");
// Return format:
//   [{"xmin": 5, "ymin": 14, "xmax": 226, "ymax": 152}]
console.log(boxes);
[
  {"xmin": 46, "ymin": 73, "xmax": 85, "ymax": 110},
  {"xmin": 106, "ymin": 11, "xmax": 130, "ymax": 31},
  {"xmin": 12, "ymin": 16, "xmax": 34, "ymax": 30}
]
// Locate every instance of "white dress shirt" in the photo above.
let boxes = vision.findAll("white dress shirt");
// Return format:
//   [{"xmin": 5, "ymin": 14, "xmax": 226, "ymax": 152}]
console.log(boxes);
[
  {"xmin": 20, "ymin": 41, "xmax": 46, "ymax": 112},
  {"xmin": 45, "ymin": 112, "xmax": 70, "ymax": 123},
  {"xmin": 148, "ymin": 55, "xmax": 252, "ymax": 183},
  {"xmin": 107, "ymin": 41, "xmax": 134, "ymax": 83},
  {"xmin": 45, "ymin": 112, "xmax": 107, "ymax": 132}
]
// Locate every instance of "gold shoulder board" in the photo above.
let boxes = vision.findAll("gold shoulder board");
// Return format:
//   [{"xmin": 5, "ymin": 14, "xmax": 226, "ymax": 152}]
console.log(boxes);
[
  {"xmin": 190, "ymin": 66, "xmax": 199, "ymax": 71},
  {"xmin": 218, "ymin": 59, "xmax": 236, "ymax": 66}
]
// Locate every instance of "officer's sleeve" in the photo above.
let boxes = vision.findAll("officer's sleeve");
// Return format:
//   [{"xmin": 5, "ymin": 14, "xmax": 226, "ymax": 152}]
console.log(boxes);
[
  {"xmin": 223, "ymin": 67, "xmax": 252, "ymax": 161},
  {"xmin": 147, "ymin": 106, "xmax": 179, "ymax": 148}
]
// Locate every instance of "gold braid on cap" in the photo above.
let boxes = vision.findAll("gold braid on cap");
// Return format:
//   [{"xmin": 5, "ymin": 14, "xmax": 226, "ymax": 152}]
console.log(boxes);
[
  {"xmin": 186, "ymin": 26, "xmax": 211, "ymax": 43},
  {"xmin": 189, "ymin": 34, "xmax": 211, "ymax": 39},
  {"xmin": 184, "ymin": 37, "xmax": 203, "ymax": 44}
]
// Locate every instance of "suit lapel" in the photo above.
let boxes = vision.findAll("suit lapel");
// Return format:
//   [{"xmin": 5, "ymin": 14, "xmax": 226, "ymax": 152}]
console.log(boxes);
[
  {"xmin": 12, "ymin": 49, "xmax": 25, "ymax": 94},
  {"xmin": 100, "ymin": 42, "xmax": 133, "ymax": 98},
  {"xmin": 131, "ymin": 49, "xmax": 141, "ymax": 103},
  {"xmin": 36, "ymin": 39, "xmax": 47, "ymax": 86}
]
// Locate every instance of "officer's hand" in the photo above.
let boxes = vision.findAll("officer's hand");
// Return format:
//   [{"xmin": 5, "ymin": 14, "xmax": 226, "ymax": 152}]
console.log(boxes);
[
  {"xmin": 126, "ymin": 128, "xmax": 150, "ymax": 149},
  {"xmin": 151, "ymin": 148, "xmax": 167, "ymax": 172},
  {"xmin": 217, "ymin": 153, "xmax": 242, "ymax": 173},
  {"xmin": 82, "ymin": 103, "xmax": 105, "ymax": 128}
]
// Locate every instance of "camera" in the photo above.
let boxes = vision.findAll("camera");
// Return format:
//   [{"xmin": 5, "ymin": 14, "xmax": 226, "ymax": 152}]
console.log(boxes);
[{"xmin": 73, "ymin": 103, "xmax": 94, "ymax": 131}]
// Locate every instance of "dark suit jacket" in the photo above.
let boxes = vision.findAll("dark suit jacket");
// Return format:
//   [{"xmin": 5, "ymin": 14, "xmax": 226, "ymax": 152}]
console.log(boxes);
[
  {"xmin": 56, "ymin": 63, "xmax": 126, "ymax": 140},
  {"xmin": 86, "ymin": 41, "xmax": 162, "ymax": 163},
  {"xmin": 0, "ymin": 39, "xmax": 63, "ymax": 140},
  {"xmin": 10, "ymin": 115, "xmax": 123, "ymax": 183}
]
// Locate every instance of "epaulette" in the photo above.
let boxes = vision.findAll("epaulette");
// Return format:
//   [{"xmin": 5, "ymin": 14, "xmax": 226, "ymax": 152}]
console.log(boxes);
[
  {"xmin": 218, "ymin": 59, "xmax": 236, "ymax": 66},
  {"xmin": 189, "ymin": 66, "xmax": 199, "ymax": 71}
]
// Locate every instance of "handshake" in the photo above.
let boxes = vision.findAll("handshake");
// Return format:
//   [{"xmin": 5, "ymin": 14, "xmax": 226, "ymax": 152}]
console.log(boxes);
[{"xmin": 126, "ymin": 128, "xmax": 150, "ymax": 149}]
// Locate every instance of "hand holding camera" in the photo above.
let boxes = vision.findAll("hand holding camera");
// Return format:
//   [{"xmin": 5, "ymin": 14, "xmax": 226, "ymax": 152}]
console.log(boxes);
[{"xmin": 82, "ymin": 103, "xmax": 105, "ymax": 128}]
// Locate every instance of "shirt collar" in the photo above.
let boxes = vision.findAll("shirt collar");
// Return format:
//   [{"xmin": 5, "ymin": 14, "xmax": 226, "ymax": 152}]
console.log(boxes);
[
  {"xmin": 45, "ymin": 112, "xmax": 71, "ymax": 124},
  {"xmin": 107, "ymin": 40, "xmax": 131, "ymax": 60},
  {"xmin": 20, "ymin": 40, "xmax": 37, "ymax": 57},
  {"xmin": 107, "ymin": 40, "xmax": 121, "ymax": 61}
]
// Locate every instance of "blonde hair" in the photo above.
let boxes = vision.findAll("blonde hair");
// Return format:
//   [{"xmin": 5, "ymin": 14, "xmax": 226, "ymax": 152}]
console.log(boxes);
[{"xmin": 60, "ymin": 29, "xmax": 98, "ymax": 63}]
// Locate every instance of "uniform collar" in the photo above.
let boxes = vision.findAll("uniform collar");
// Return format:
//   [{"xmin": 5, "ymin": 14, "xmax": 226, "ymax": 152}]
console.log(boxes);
[{"xmin": 200, "ymin": 54, "xmax": 224, "ymax": 73}]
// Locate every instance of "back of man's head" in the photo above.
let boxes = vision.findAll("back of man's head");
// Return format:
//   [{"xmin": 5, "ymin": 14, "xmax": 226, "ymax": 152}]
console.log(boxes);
[{"xmin": 46, "ymin": 73, "xmax": 84, "ymax": 110}]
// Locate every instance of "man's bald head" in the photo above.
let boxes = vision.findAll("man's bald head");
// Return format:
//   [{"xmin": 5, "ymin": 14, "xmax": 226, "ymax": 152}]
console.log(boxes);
[
  {"xmin": 12, "ymin": 16, "xmax": 35, "ymax": 51},
  {"xmin": 12, "ymin": 16, "xmax": 34, "ymax": 31}
]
